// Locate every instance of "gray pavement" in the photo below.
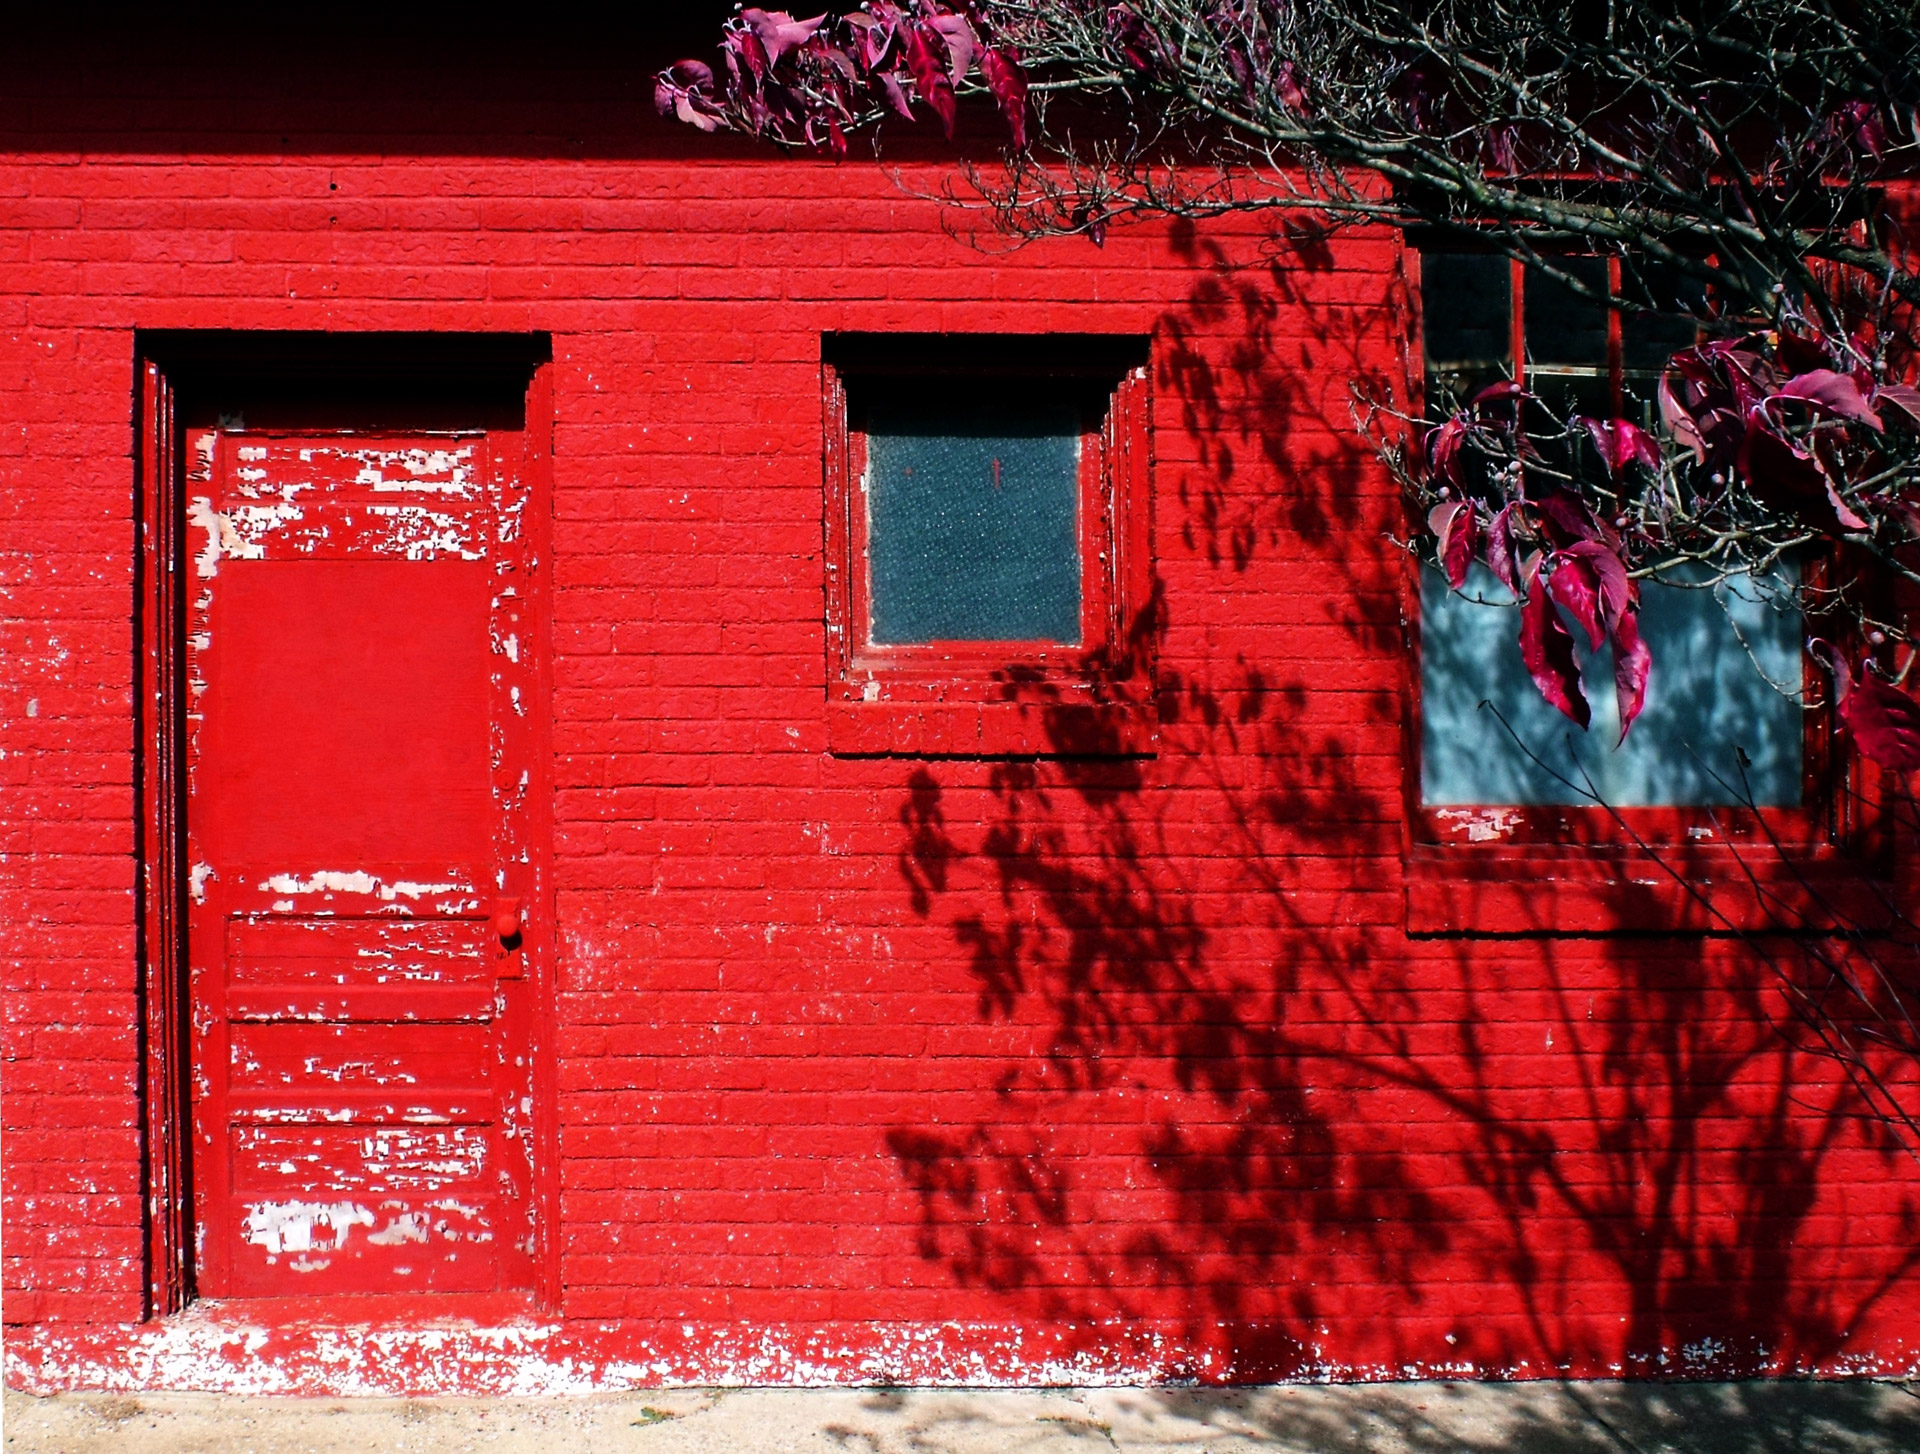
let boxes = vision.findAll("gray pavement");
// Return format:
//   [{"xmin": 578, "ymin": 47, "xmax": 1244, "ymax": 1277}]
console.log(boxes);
[{"xmin": 6, "ymin": 1381, "xmax": 1920, "ymax": 1454}]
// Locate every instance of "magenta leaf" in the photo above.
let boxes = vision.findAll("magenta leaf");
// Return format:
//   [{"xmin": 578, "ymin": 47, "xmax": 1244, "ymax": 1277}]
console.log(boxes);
[
  {"xmin": 1658, "ymin": 371, "xmax": 1708, "ymax": 464},
  {"xmin": 675, "ymin": 95, "xmax": 724, "ymax": 132},
  {"xmin": 878, "ymin": 70, "xmax": 915, "ymax": 120},
  {"xmin": 1486, "ymin": 123, "xmax": 1519, "ymax": 172},
  {"xmin": 1825, "ymin": 478, "xmax": 1871, "ymax": 532},
  {"xmin": 1425, "ymin": 414, "xmax": 1469, "ymax": 489},
  {"xmin": 979, "ymin": 48, "xmax": 1029, "ymax": 149},
  {"xmin": 903, "ymin": 24, "xmax": 958, "ymax": 137},
  {"xmin": 1276, "ymin": 61, "xmax": 1309, "ymax": 116},
  {"xmin": 1776, "ymin": 368, "xmax": 1884, "ymax": 431},
  {"xmin": 1108, "ymin": 7, "xmax": 1161, "ymax": 72},
  {"xmin": 1520, "ymin": 564, "xmax": 1591, "ymax": 729},
  {"xmin": 1532, "ymin": 488, "xmax": 1602, "ymax": 545},
  {"xmin": 925, "ymin": 13, "xmax": 977, "ymax": 86},
  {"xmin": 741, "ymin": 9, "xmax": 826, "ymax": 69},
  {"xmin": 1815, "ymin": 642, "xmax": 1920, "ymax": 772},
  {"xmin": 1546, "ymin": 550, "xmax": 1605, "ymax": 651},
  {"xmin": 1485, "ymin": 502, "xmax": 1522, "ymax": 596},
  {"xmin": 1844, "ymin": 673, "xmax": 1920, "ymax": 772},
  {"xmin": 845, "ymin": 10, "xmax": 899, "ymax": 69},
  {"xmin": 1428, "ymin": 500, "xmax": 1477, "ymax": 590},
  {"xmin": 1874, "ymin": 382, "xmax": 1920, "ymax": 428},
  {"xmin": 1468, "ymin": 378, "xmax": 1525, "ymax": 408},
  {"xmin": 655, "ymin": 61, "xmax": 724, "ymax": 132},
  {"xmin": 1827, "ymin": 99, "xmax": 1891, "ymax": 160},
  {"xmin": 1740, "ymin": 419, "xmax": 1839, "ymax": 525},
  {"xmin": 1740, "ymin": 411, "xmax": 1870, "ymax": 530},
  {"xmin": 1558, "ymin": 540, "xmax": 1634, "ymax": 631},
  {"xmin": 1774, "ymin": 331, "xmax": 1833, "ymax": 376},
  {"xmin": 1610, "ymin": 607, "xmax": 1651, "ymax": 743},
  {"xmin": 723, "ymin": 27, "xmax": 768, "ymax": 84},
  {"xmin": 1581, "ymin": 416, "xmax": 1662, "ymax": 476}
]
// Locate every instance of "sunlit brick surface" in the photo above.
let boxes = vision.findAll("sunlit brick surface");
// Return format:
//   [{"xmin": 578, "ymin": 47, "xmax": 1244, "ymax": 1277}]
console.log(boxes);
[{"xmin": 3, "ymin": 16, "xmax": 1918, "ymax": 1392}]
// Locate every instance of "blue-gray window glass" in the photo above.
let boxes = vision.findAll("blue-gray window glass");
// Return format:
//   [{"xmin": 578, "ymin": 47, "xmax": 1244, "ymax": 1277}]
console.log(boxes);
[
  {"xmin": 865, "ymin": 402, "xmax": 1082, "ymax": 644},
  {"xmin": 1422, "ymin": 564, "xmax": 1803, "ymax": 806}
]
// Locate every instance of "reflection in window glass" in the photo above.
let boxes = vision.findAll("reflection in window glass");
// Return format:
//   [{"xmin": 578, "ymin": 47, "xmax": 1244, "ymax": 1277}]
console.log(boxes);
[
  {"xmin": 866, "ymin": 403, "xmax": 1081, "ymax": 645},
  {"xmin": 1422, "ymin": 564, "xmax": 1804, "ymax": 806}
]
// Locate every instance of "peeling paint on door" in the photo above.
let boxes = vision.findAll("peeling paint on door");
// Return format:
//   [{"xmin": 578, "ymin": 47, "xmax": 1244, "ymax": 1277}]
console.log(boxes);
[{"xmin": 186, "ymin": 424, "xmax": 539, "ymax": 1299}]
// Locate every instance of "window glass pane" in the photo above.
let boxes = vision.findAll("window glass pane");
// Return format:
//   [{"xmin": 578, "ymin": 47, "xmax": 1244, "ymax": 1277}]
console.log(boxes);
[
  {"xmin": 866, "ymin": 403, "xmax": 1082, "ymax": 645},
  {"xmin": 1422, "ymin": 253, "xmax": 1512, "ymax": 371},
  {"xmin": 1524, "ymin": 258, "xmax": 1610, "ymax": 366},
  {"xmin": 1622, "ymin": 316, "xmax": 1701, "ymax": 376},
  {"xmin": 1421, "ymin": 563, "xmax": 1804, "ymax": 806}
]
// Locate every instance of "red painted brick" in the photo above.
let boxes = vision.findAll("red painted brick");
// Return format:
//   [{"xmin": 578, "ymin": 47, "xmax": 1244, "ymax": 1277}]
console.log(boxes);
[{"xmin": 0, "ymin": 21, "xmax": 1917, "ymax": 1395}]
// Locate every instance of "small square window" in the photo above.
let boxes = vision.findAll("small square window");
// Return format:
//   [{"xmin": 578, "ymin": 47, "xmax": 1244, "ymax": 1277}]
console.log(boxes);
[
  {"xmin": 823, "ymin": 334, "xmax": 1152, "ymax": 756},
  {"xmin": 865, "ymin": 400, "xmax": 1084, "ymax": 645}
]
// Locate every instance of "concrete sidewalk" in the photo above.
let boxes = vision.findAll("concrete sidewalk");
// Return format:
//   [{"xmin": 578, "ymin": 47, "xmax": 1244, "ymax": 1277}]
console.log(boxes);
[{"xmin": 6, "ymin": 1381, "xmax": 1919, "ymax": 1454}]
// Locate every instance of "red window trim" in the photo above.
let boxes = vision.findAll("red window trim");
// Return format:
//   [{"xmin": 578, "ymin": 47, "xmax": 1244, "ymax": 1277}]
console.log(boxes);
[
  {"xmin": 822, "ymin": 334, "xmax": 1155, "ymax": 757},
  {"xmin": 1401, "ymin": 247, "xmax": 1897, "ymax": 933}
]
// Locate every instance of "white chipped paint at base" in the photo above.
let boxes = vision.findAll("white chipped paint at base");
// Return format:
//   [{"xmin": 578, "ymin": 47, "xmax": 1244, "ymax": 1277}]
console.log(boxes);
[
  {"xmin": 8, "ymin": 1321, "xmax": 1227, "ymax": 1398},
  {"xmin": 8, "ymin": 1318, "xmax": 1919, "ymax": 1398}
]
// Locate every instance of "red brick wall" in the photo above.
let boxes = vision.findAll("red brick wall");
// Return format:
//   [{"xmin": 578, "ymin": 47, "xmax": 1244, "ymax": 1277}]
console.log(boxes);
[{"xmin": 3, "ymin": 15, "xmax": 1918, "ymax": 1390}]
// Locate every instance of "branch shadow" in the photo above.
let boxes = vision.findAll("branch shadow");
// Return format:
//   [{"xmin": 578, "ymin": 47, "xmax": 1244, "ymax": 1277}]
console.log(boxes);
[{"xmin": 879, "ymin": 223, "xmax": 1920, "ymax": 1390}]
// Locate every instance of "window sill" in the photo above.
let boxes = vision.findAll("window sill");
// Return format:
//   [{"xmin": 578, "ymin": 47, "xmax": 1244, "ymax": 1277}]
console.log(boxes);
[
  {"xmin": 827, "ymin": 700, "xmax": 1157, "ymax": 758},
  {"xmin": 1405, "ymin": 844, "xmax": 1894, "ymax": 935}
]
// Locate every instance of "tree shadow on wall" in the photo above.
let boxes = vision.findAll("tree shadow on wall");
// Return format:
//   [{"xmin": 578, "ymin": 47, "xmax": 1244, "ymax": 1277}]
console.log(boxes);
[{"xmin": 880, "ymin": 223, "xmax": 1920, "ymax": 1389}]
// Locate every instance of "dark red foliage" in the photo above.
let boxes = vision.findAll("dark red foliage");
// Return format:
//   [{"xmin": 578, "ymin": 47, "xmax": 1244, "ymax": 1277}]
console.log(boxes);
[
  {"xmin": 903, "ymin": 23, "xmax": 958, "ymax": 138},
  {"xmin": 980, "ymin": 48, "xmax": 1029, "ymax": 149},
  {"xmin": 1428, "ymin": 499, "xmax": 1477, "ymax": 590},
  {"xmin": 1816, "ymin": 642, "xmax": 1920, "ymax": 773},
  {"xmin": 1520, "ymin": 555, "xmax": 1591, "ymax": 729},
  {"xmin": 1610, "ymin": 609, "xmax": 1652, "ymax": 745},
  {"xmin": 1581, "ymin": 416, "xmax": 1661, "ymax": 476}
]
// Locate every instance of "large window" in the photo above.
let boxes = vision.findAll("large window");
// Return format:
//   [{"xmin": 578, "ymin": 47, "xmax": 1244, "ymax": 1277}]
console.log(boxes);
[{"xmin": 1416, "ymin": 252, "xmax": 1807, "ymax": 815}]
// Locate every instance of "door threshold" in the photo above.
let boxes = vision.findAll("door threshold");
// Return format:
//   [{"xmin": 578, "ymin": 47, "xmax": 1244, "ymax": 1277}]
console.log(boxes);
[{"xmin": 173, "ymin": 1291, "xmax": 544, "ymax": 1329}]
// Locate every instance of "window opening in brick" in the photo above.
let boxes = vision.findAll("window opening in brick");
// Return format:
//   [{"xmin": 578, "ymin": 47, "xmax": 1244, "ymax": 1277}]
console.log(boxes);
[
  {"xmin": 866, "ymin": 400, "xmax": 1082, "ymax": 645},
  {"xmin": 1417, "ymin": 252, "xmax": 1805, "ymax": 809}
]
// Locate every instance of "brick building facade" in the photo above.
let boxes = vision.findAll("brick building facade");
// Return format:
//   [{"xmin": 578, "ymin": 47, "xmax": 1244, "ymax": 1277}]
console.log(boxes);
[{"xmin": 3, "ymin": 10, "xmax": 1917, "ymax": 1394}]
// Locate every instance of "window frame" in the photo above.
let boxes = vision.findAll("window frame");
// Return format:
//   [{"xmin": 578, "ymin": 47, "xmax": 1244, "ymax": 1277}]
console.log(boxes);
[
  {"xmin": 1402, "ymin": 246, "xmax": 1890, "ymax": 930},
  {"xmin": 821, "ymin": 333, "xmax": 1154, "ymax": 757}
]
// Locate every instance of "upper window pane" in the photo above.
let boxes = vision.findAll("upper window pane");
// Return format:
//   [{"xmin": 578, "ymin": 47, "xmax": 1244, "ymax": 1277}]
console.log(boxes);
[
  {"xmin": 865, "ymin": 403, "xmax": 1082, "ymax": 645},
  {"xmin": 1422, "ymin": 253, "xmax": 1512, "ymax": 370},
  {"xmin": 1524, "ymin": 257, "xmax": 1610, "ymax": 366},
  {"xmin": 1422, "ymin": 564, "xmax": 1804, "ymax": 807}
]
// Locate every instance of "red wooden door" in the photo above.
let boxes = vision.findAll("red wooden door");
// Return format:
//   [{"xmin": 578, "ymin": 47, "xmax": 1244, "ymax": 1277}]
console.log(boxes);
[{"xmin": 186, "ymin": 417, "xmax": 539, "ymax": 1298}]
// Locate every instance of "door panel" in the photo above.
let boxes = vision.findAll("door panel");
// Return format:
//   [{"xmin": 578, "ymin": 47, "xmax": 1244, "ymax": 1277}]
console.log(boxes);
[
  {"xmin": 186, "ymin": 424, "xmax": 537, "ymax": 1299},
  {"xmin": 204, "ymin": 559, "xmax": 494, "ymax": 865}
]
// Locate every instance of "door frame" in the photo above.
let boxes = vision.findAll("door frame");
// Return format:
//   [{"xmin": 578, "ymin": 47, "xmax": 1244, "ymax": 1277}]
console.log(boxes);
[{"xmin": 135, "ymin": 334, "xmax": 558, "ymax": 1316}]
